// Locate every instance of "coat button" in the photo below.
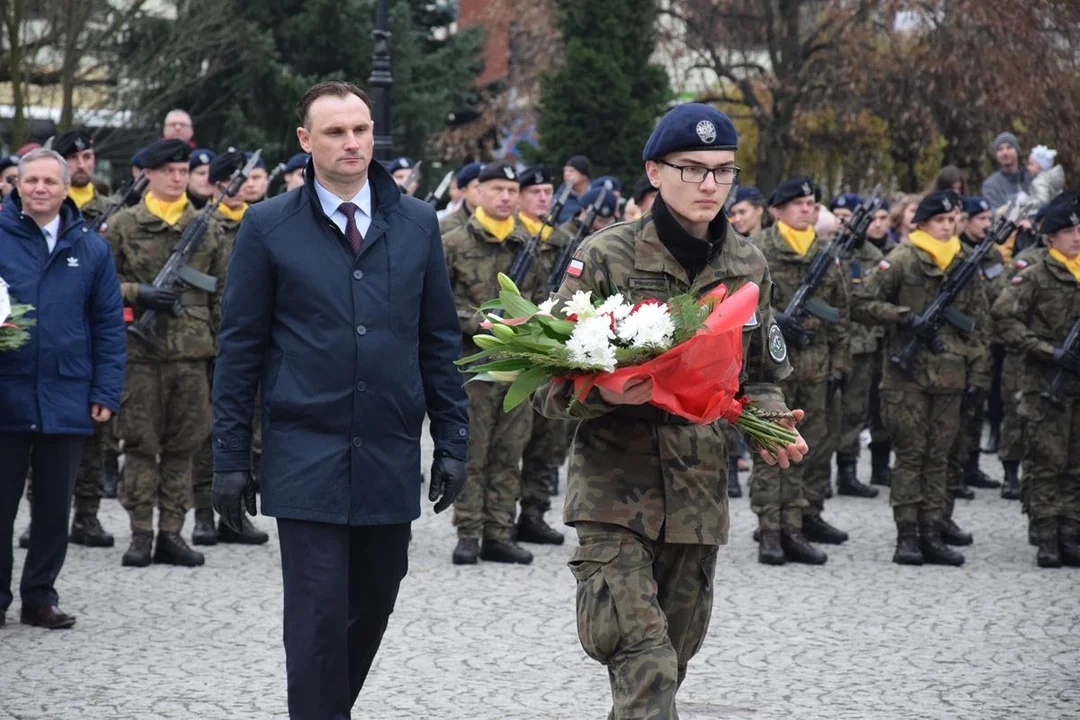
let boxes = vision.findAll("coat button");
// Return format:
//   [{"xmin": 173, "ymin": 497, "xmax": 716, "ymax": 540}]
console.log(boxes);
[
  {"xmin": 457, "ymin": 428, "xmax": 467, "ymax": 437},
  {"xmin": 353, "ymin": 270, "xmax": 364, "ymax": 280},
  {"xmin": 356, "ymin": 324, "xmax": 367, "ymax": 336},
  {"xmin": 356, "ymin": 381, "xmax": 366, "ymax": 392},
  {"xmin": 229, "ymin": 438, "xmax": 240, "ymax": 450},
  {"xmin": 30, "ymin": 423, "xmax": 37, "ymax": 431},
  {"xmin": 352, "ymin": 437, "xmax": 363, "ymax": 448}
]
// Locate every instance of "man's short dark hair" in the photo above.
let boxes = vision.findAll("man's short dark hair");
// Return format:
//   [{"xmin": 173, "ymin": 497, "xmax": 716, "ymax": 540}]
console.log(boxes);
[{"xmin": 296, "ymin": 81, "xmax": 372, "ymax": 127}]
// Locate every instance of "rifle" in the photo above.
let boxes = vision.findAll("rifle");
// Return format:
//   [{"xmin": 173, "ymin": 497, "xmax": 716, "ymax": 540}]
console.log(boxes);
[
  {"xmin": 424, "ymin": 170, "xmax": 454, "ymax": 206},
  {"xmin": 398, "ymin": 161, "xmax": 422, "ymax": 194},
  {"xmin": 92, "ymin": 173, "xmax": 148, "ymax": 233},
  {"xmin": 547, "ymin": 180, "xmax": 611, "ymax": 291},
  {"xmin": 128, "ymin": 150, "xmax": 263, "ymax": 348},
  {"xmin": 506, "ymin": 183, "xmax": 572, "ymax": 288},
  {"xmin": 266, "ymin": 162, "xmax": 286, "ymax": 187},
  {"xmin": 779, "ymin": 189, "xmax": 885, "ymax": 348},
  {"xmin": 890, "ymin": 197, "xmax": 1025, "ymax": 378},
  {"xmin": 1040, "ymin": 316, "xmax": 1080, "ymax": 410}
]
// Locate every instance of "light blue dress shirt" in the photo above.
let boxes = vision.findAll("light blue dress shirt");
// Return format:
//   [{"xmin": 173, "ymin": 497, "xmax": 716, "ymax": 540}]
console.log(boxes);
[{"xmin": 313, "ymin": 177, "xmax": 372, "ymax": 239}]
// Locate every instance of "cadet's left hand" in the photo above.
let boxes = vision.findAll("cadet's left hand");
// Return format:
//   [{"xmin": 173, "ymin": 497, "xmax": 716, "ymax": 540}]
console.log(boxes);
[
  {"xmin": 90, "ymin": 404, "xmax": 112, "ymax": 423},
  {"xmin": 429, "ymin": 451, "xmax": 467, "ymax": 514},
  {"xmin": 759, "ymin": 409, "xmax": 808, "ymax": 469}
]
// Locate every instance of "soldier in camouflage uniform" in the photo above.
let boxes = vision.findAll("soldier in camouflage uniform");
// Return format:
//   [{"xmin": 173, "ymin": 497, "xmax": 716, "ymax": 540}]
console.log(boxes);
[
  {"xmin": 439, "ymin": 162, "xmax": 482, "ymax": 237},
  {"xmin": 864, "ymin": 202, "xmax": 897, "ymax": 486},
  {"xmin": 539, "ymin": 104, "xmax": 803, "ymax": 719},
  {"xmin": 444, "ymin": 161, "xmax": 557, "ymax": 565},
  {"xmin": 749, "ymin": 177, "xmax": 851, "ymax": 561},
  {"xmin": 107, "ymin": 139, "xmax": 227, "ymax": 568},
  {"xmin": 991, "ymin": 192, "xmax": 1080, "ymax": 567},
  {"xmin": 854, "ymin": 190, "xmax": 990, "ymax": 566}
]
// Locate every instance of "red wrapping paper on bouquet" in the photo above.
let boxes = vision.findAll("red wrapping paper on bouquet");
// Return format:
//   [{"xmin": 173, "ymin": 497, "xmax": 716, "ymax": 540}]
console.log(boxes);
[{"xmin": 573, "ymin": 282, "xmax": 760, "ymax": 424}]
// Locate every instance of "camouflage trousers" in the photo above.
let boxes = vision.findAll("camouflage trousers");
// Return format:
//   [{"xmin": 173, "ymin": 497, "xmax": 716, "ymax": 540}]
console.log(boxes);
[
  {"xmin": 118, "ymin": 361, "xmax": 210, "ymax": 533},
  {"xmin": 837, "ymin": 353, "xmax": 875, "ymax": 460},
  {"xmin": 570, "ymin": 522, "xmax": 717, "ymax": 720},
  {"xmin": 453, "ymin": 381, "xmax": 532, "ymax": 541},
  {"xmin": 519, "ymin": 409, "xmax": 572, "ymax": 520},
  {"xmin": 999, "ymin": 352, "xmax": 1026, "ymax": 463},
  {"xmin": 24, "ymin": 420, "xmax": 109, "ymax": 516},
  {"xmin": 882, "ymin": 389, "xmax": 962, "ymax": 524},
  {"xmin": 749, "ymin": 378, "xmax": 823, "ymax": 530},
  {"xmin": 868, "ymin": 348, "xmax": 891, "ymax": 447},
  {"xmin": 945, "ymin": 388, "xmax": 986, "ymax": 517},
  {"xmin": 1021, "ymin": 393, "xmax": 1080, "ymax": 522}
]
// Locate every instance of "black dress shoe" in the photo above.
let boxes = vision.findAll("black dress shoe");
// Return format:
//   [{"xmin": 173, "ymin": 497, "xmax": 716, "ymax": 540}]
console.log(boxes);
[
  {"xmin": 69, "ymin": 513, "xmax": 114, "ymax": 548},
  {"xmin": 836, "ymin": 461, "xmax": 879, "ymax": 498},
  {"xmin": 780, "ymin": 526, "xmax": 828, "ymax": 565},
  {"xmin": 516, "ymin": 515, "xmax": 565, "ymax": 545},
  {"xmin": 122, "ymin": 531, "xmax": 153, "ymax": 567},
  {"xmin": 941, "ymin": 517, "xmax": 973, "ymax": 546},
  {"xmin": 452, "ymin": 538, "xmax": 479, "ymax": 565},
  {"xmin": 893, "ymin": 523, "xmax": 924, "ymax": 565},
  {"xmin": 18, "ymin": 525, "xmax": 30, "ymax": 549},
  {"xmin": 152, "ymin": 531, "xmax": 205, "ymax": 567},
  {"xmin": 217, "ymin": 515, "xmax": 268, "ymax": 545},
  {"xmin": 480, "ymin": 539, "xmax": 533, "ymax": 565},
  {"xmin": 951, "ymin": 485, "xmax": 976, "ymax": 500},
  {"xmin": 192, "ymin": 509, "xmax": 218, "ymax": 546},
  {"xmin": 802, "ymin": 514, "xmax": 849, "ymax": 545},
  {"xmin": 758, "ymin": 530, "xmax": 785, "ymax": 565},
  {"xmin": 20, "ymin": 604, "xmax": 76, "ymax": 629}
]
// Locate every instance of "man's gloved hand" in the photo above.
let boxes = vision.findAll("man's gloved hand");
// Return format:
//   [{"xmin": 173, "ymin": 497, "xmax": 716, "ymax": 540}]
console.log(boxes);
[
  {"xmin": 774, "ymin": 311, "xmax": 814, "ymax": 349},
  {"xmin": 428, "ymin": 450, "xmax": 467, "ymax": 514},
  {"xmin": 135, "ymin": 283, "xmax": 179, "ymax": 312},
  {"xmin": 212, "ymin": 471, "xmax": 257, "ymax": 533},
  {"xmin": 1053, "ymin": 346, "xmax": 1080, "ymax": 375}
]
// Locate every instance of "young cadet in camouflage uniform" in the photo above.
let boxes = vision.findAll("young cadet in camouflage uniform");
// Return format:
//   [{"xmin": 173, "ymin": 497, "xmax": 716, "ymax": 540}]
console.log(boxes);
[
  {"xmin": 444, "ymin": 161, "xmax": 557, "ymax": 566},
  {"xmin": 439, "ymin": 161, "xmax": 482, "ymax": 237},
  {"xmin": 749, "ymin": 177, "xmax": 851, "ymax": 561},
  {"xmin": 854, "ymin": 190, "xmax": 990, "ymax": 566},
  {"xmin": 188, "ymin": 151, "xmax": 268, "ymax": 548},
  {"xmin": 864, "ymin": 202, "xmax": 898, "ymax": 485},
  {"xmin": 539, "ymin": 104, "xmax": 805, "ymax": 719},
  {"xmin": 992, "ymin": 192, "xmax": 1080, "ymax": 567},
  {"xmin": 107, "ymin": 139, "xmax": 227, "ymax": 568}
]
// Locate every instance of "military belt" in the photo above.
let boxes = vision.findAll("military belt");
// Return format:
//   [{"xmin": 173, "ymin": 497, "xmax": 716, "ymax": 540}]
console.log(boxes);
[{"xmin": 609, "ymin": 405, "xmax": 696, "ymax": 426}]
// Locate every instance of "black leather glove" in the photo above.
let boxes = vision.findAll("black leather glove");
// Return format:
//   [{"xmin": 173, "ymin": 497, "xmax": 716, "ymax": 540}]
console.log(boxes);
[
  {"xmin": 428, "ymin": 450, "xmax": 467, "ymax": 514},
  {"xmin": 135, "ymin": 283, "xmax": 179, "ymax": 312},
  {"xmin": 774, "ymin": 311, "xmax": 814, "ymax": 349},
  {"xmin": 212, "ymin": 471, "xmax": 257, "ymax": 533},
  {"xmin": 1053, "ymin": 346, "xmax": 1080, "ymax": 375}
]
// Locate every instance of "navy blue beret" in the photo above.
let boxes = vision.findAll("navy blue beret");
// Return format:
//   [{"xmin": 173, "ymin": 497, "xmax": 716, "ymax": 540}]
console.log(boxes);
[
  {"xmin": 457, "ymin": 161, "xmax": 483, "ymax": 187},
  {"xmin": 829, "ymin": 193, "xmax": 862, "ymax": 212},
  {"xmin": 632, "ymin": 175, "xmax": 656, "ymax": 204},
  {"xmin": 0, "ymin": 154, "xmax": 20, "ymax": 172},
  {"xmin": 912, "ymin": 190, "xmax": 962, "ymax": 224},
  {"xmin": 131, "ymin": 147, "xmax": 148, "ymax": 169},
  {"xmin": 962, "ymin": 196, "xmax": 992, "ymax": 216},
  {"xmin": 1040, "ymin": 190, "xmax": 1080, "ymax": 234},
  {"xmin": 642, "ymin": 103, "xmax": 738, "ymax": 162},
  {"xmin": 520, "ymin": 165, "xmax": 553, "ymax": 188},
  {"xmin": 140, "ymin": 139, "xmax": 190, "ymax": 169},
  {"xmin": 591, "ymin": 175, "xmax": 622, "ymax": 193},
  {"xmin": 768, "ymin": 176, "xmax": 816, "ymax": 208},
  {"xmin": 209, "ymin": 151, "xmax": 246, "ymax": 184},
  {"xmin": 189, "ymin": 148, "xmax": 216, "ymax": 170},
  {"xmin": 284, "ymin": 153, "xmax": 309, "ymax": 174},
  {"xmin": 478, "ymin": 161, "xmax": 518, "ymax": 184},
  {"xmin": 731, "ymin": 186, "xmax": 765, "ymax": 206},
  {"xmin": 388, "ymin": 156, "xmax": 416, "ymax": 173},
  {"xmin": 52, "ymin": 129, "xmax": 92, "ymax": 158},
  {"xmin": 581, "ymin": 184, "xmax": 618, "ymax": 218}
]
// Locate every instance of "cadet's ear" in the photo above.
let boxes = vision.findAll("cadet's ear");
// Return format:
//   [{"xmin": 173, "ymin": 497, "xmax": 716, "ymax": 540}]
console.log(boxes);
[
  {"xmin": 644, "ymin": 160, "xmax": 662, "ymax": 192},
  {"xmin": 296, "ymin": 126, "xmax": 311, "ymax": 153}
]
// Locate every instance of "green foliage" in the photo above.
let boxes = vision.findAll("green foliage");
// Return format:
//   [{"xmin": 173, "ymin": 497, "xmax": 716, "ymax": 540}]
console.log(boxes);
[{"xmin": 0, "ymin": 304, "xmax": 36, "ymax": 352}]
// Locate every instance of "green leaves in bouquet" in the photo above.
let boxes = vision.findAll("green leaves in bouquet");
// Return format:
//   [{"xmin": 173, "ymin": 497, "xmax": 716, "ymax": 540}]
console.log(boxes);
[{"xmin": 502, "ymin": 366, "xmax": 553, "ymax": 412}]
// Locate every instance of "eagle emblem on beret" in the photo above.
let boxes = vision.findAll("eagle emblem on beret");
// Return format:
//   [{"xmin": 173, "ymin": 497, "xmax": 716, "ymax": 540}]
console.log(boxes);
[
  {"xmin": 1071, "ymin": 212, "xmax": 1079, "ymax": 226},
  {"xmin": 696, "ymin": 120, "xmax": 717, "ymax": 144},
  {"xmin": 836, "ymin": 197, "xmax": 846, "ymax": 207},
  {"xmin": 503, "ymin": 165, "xmax": 515, "ymax": 180},
  {"xmin": 980, "ymin": 200, "xmax": 989, "ymax": 211},
  {"xmin": 198, "ymin": 153, "xmax": 209, "ymax": 165},
  {"xmin": 942, "ymin": 197, "xmax": 952, "ymax": 211},
  {"xmin": 801, "ymin": 182, "xmax": 812, "ymax": 196},
  {"xmin": 74, "ymin": 138, "xmax": 86, "ymax": 151}
]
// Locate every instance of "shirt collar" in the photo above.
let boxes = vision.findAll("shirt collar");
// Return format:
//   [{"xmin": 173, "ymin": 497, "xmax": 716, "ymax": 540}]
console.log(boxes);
[
  {"xmin": 314, "ymin": 176, "xmax": 372, "ymax": 219},
  {"xmin": 40, "ymin": 214, "xmax": 61, "ymax": 240}
]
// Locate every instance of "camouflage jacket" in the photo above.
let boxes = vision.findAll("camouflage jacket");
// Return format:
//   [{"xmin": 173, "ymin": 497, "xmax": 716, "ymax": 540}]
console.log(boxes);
[
  {"xmin": 107, "ymin": 200, "xmax": 226, "ymax": 363},
  {"xmin": 992, "ymin": 250, "xmax": 1080, "ymax": 401},
  {"xmin": 843, "ymin": 240, "xmax": 886, "ymax": 355},
  {"xmin": 443, "ymin": 214, "xmax": 557, "ymax": 357},
  {"xmin": 960, "ymin": 233, "xmax": 1009, "ymax": 303},
  {"xmin": 438, "ymin": 202, "xmax": 471, "ymax": 238},
  {"xmin": 751, "ymin": 225, "xmax": 851, "ymax": 382},
  {"xmin": 77, "ymin": 191, "xmax": 112, "ymax": 227},
  {"xmin": 539, "ymin": 215, "xmax": 792, "ymax": 546},
  {"xmin": 854, "ymin": 242, "xmax": 991, "ymax": 392},
  {"xmin": 213, "ymin": 208, "xmax": 244, "ymax": 260}
]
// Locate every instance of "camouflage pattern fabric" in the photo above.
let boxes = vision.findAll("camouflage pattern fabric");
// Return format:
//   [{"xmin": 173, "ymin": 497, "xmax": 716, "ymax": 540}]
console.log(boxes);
[
  {"xmin": 77, "ymin": 191, "xmax": 113, "ymax": 228},
  {"xmin": 868, "ymin": 347, "xmax": 890, "ymax": 447},
  {"xmin": 945, "ymin": 387, "xmax": 986, "ymax": 515},
  {"xmin": 438, "ymin": 202, "xmax": 471, "ymax": 238},
  {"xmin": 71, "ymin": 421, "xmax": 108, "ymax": 515},
  {"xmin": 519, "ymin": 410, "xmax": 573, "ymax": 519},
  {"xmin": 750, "ymin": 378, "xmax": 821, "ymax": 528},
  {"xmin": 997, "ymin": 249, "xmax": 1047, "ymax": 463},
  {"xmin": 836, "ymin": 350, "xmax": 876, "ymax": 459}
]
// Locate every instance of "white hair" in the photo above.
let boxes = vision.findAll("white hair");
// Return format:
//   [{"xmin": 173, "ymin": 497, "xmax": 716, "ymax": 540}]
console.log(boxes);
[{"xmin": 18, "ymin": 148, "xmax": 71, "ymax": 186}]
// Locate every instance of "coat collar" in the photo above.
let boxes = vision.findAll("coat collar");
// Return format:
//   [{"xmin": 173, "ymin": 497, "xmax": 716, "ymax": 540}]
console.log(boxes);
[{"xmin": 301, "ymin": 158, "xmax": 401, "ymax": 260}]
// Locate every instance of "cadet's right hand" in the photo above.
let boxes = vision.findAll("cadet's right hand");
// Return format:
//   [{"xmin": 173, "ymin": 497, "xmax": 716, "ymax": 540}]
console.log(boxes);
[
  {"xmin": 599, "ymin": 377, "xmax": 653, "ymax": 406},
  {"xmin": 212, "ymin": 471, "xmax": 257, "ymax": 533},
  {"xmin": 135, "ymin": 283, "xmax": 179, "ymax": 312},
  {"xmin": 774, "ymin": 311, "xmax": 814, "ymax": 348},
  {"xmin": 1052, "ymin": 346, "xmax": 1080, "ymax": 375}
]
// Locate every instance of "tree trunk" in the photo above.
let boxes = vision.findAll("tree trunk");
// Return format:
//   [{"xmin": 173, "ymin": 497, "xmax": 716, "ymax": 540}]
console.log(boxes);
[
  {"xmin": 58, "ymin": 0, "xmax": 87, "ymax": 132},
  {"xmin": 3, "ymin": 0, "xmax": 27, "ymax": 148}
]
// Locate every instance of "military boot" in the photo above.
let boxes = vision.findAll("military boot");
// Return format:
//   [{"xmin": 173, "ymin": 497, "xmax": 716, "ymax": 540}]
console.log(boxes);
[
  {"xmin": 1000, "ymin": 461, "xmax": 1021, "ymax": 500},
  {"xmin": 780, "ymin": 526, "xmax": 828, "ymax": 565},
  {"xmin": 121, "ymin": 531, "xmax": 153, "ymax": 567},
  {"xmin": 727, "ymin": 453, "xmax": 742, "ymax": 498},
  {"xmin": 191, "ymin": 509, "xmax": 218, "ymax": 546},
  {"xmin": 1058, "ymin": 519, "xmax": 1080, "ymax": 567},
  {"xmin": 152, "ymin": 532, "xmax": 205, "ymax": 567},
  {"xmin": 217, "ymin": 514, "xmax": 269, "ymax": 545},
  {"xmin": 836, "ymin": 456, "xmax": 878, "ymax": 498},
  {"xmin": 940, "ymin": 516, "xmax": 973, "ymax": 546},
  {"xmin": 758, "ymin": 529, "xmax": 785, "ymax": 565},
  {"xmin": 103, "ymin": 451, "xmax": 119, "ymax": 499},
  {"xmin": 893, "ymin": 523, "xmax": 924, "ymax": 565},
  {"xmin": 919, "ymin": 520, "xmax": 964, "ymax": 566},
  {"xmin": 869, "ymin": 443, "xmax": 892, "ymax": 486},
  {"xmin": 1035, "ymin": 518, "xmax": 1062, "ymax": 568},
  {"xmin": 951, "ymin": 482, "xmax": 976, "ymax": 500},
  {"xmin": 802, "ymin": 514, "xmax": 849, "ymax": 545},
  {"xmin": 516, "ymin": 514, "xmax": 565, "ymax": 545},
  {"xmin": 964, "ymin": 451, "xmax": 1001, "ymax": 489},
  {"xmin": 18, "ymin": 525, "xmax": 30, "ymax": 549},
  {"xmin": 479, "ymin": 538, "xmax": 533, "ymax": 565},
  {"xmin": 452, "ymin": 538, "xmax": 479, "ymax": 565},
  {"xmin": 69, "ymin": 513, "xmax": 114, "ymax": 548},
  {"xmin": 1029, "ymin": 520, "xmax": 1038, "ymax": 547}
]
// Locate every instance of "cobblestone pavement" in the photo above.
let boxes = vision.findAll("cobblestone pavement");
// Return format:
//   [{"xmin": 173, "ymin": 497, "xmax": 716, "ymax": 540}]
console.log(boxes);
[{"xmin": 2, "ymin": 436, "xmax": 1079, "ymax": 720}]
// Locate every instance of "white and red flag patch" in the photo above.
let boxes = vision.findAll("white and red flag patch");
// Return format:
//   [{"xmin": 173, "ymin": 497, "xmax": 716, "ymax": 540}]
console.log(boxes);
[{"xmin": 566, "ymin": 259, "xmax": 584, "ymax": 278}]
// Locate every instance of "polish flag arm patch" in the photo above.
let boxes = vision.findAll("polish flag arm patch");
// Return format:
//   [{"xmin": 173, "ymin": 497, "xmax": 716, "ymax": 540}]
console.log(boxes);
[
  {"xmin": 566, "ymin": 259, "xmax": 585, "ymax": 278},
  {"xmin": 1011, "ymin": 276, "xmax": 1023, "ymax": 285},
  {"xmin": 877, "ymin": 260, "xmax": 891, "ymax": 271}
]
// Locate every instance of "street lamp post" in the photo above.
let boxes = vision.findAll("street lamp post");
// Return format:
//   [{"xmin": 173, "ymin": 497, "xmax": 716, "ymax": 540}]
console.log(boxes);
[{"xmin": 369, "ymin": 0, "xmax": 393, "ymax": 162}]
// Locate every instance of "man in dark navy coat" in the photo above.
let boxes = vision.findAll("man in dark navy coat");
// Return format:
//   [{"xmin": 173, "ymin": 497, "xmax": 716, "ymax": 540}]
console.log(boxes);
[
  {"xmin": 0, "ymin": 148, "xmax": 125, "ymax": 630},
  {"xmin": 211, "ymin": 81, "xmax": 469, "ymax": 719}
]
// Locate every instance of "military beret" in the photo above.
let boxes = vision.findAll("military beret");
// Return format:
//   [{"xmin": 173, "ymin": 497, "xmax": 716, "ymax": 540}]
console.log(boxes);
[
  {"xmin": 912, "ymin": 190, "xmax": 962, "ymax": 224},
  {"xmin": 631, "ymin": 175, "xmax": 657, "ymax": 204},
  {"xmin": 284, "ymin": 152, "xmax": 309, "ymax": 174},
  {"xmin": 387, "ymin": 156, "xmax": 416, "ymax": 173},
  {"xmin": 477, "ymin": 161, "xmax": 519, "ymax": 184},
  {"xmin": 962, "ymin": 196, "xmax": 992, "ymax": 216},
  {"xmin": 731, "ymin": 185, "xmax": 765, "ymax": 207},
  {"xmin": 581, "ymin": 184, "xmax": 618, "ymax": 218},
  {"xmin": 0, "ymin": 154, "xmax": 20, "ymax": 173},
  {"xmin": 189, "ymin": 148, "xmax": 216, "ymax": 170},
  {"xmin": 829, "ymin": 193, "xmax": 862, "ymax": 212},
  {"xmin": 519, "ymin": 165, "xmax": 554, "ymax": 188},
  {"xmin": 141, "ymin": 139, "xmax": 191, "ymax": 169},
  {"xmin": 51, "ymin": 129, "xmax": 93, "ymax": 158},
  {"xmin": 131, "ymin": 147, "xmax": 148, "ymax": 169},
  {"xmin": 565, "ymin": 155, "xmax": 591, "ymax": 177},
  {"xmin": 768, "ymin": 176, "xmax": 816, "ymax": 208},
  {"xmin": 244, "ymin": 151, "xmax": 265, "ymax": 170},
  {"xmin": 591, "ymin": 175, "xmax": 622, "ymax": 193},
  {"xmin": 209, "ymin": 151, "xmax": 246, "ymax": 184},
  {"xmin": 456, "ymin": 161, "xmax": 483, "ymax": 187},
  {"xmin": 642, "ymin": 103, "xmax": 738, "ymax": 162},
  {"xmin": 1040, "ymin": 190, "xmax": 1080, "ymax": 235}
]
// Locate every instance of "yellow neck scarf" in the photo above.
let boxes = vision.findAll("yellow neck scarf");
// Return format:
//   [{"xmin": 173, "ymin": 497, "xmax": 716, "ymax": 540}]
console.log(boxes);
[
  {"xmin": 517, "ymin": 212, "xmax": 552, "ymax": 242},
  {"xmin": 217, "ymin": 201, "xmax": 248, "ymax": 223},
  {"xmin": 144, "ymin": 191, "xmax": 189, "ymax": 226},
  {"xmin": 777, "ymin": 221, "xmax": 816, "ymax": 256},
  {"xmin": 1049, "ymin": 248, "xmax": 1080, "ymax": 282},
  {"xmin": 68, "ymin": 183, "xmax": 95, "ymax": 209},
  {"xmin": 909, "ymin": 229, "xmax": 961, "ymax": 272},
  {"xmin": 475, "ymin": 206, "xmax": 515, "ymax": 242}
]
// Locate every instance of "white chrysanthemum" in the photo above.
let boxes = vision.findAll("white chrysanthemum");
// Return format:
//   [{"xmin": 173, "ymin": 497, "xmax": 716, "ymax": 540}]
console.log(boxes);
[
  {"xmin": 537, "ymin": 297, "xmax": 559, "ymax": 315},
  {"xmin": 595, "ymin": 293, "xmax": 632, "ymax": 321},
  {"xmin": 566, "ymin": 314, "xmax": 617, "ymax": 371},
  {"xmin": 616, "ymin": 302, "xmax": 675, "ymax": 349},
  {"xmin": 563, "ymin": 290, "xmax": 596, "ymax": 319}
]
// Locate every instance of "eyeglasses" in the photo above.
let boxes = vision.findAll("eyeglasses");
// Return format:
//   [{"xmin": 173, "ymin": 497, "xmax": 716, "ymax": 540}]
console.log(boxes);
[
  {"xmin": 659, "ymin": 161, "xmax": 740, "ymax": 185},
  {"xmin": 166, "ymin": 121, "xmax": 192, "ymax": 128}
]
